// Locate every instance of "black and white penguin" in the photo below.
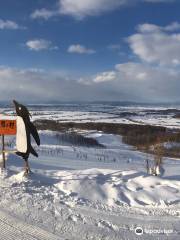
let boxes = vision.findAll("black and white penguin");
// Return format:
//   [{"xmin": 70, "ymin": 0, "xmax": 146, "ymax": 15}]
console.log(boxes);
[{"xmin": 13, "ymin": 100, "xmax": 40, "ymax": 175}]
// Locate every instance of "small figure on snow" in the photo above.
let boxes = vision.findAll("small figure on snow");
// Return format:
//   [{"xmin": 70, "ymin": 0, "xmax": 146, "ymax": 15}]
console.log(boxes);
[{"xmin": 13, "ymin": 100, "xmax": 40, "ymax": 175}]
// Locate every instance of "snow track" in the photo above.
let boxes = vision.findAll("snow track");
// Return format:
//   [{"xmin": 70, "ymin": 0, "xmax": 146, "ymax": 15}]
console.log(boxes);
[
  {"xmin": 0, "ymin": 210, "xmax": 61, "ymax": 240},
  {"xmin": 73, "ymin": 204, "xmax": 180, "ymax": 239}
]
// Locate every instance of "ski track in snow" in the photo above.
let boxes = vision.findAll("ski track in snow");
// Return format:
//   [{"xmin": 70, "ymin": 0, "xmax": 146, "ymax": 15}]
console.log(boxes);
[{"xmin": 0, "ymin": 209, "xmax": 61, "ymax": 240}]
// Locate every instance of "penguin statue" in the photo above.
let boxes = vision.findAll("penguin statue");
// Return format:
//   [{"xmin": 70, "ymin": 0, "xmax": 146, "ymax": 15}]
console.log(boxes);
[{"xmin": 13, "ymin": 100, "xmax": 40, "ymax": 175}]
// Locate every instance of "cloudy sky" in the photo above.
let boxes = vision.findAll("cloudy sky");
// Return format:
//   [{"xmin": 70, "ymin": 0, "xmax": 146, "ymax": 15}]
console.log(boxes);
[{"xmin": 0, "ymin": 0, "xmax": 180, "ymax": 102}]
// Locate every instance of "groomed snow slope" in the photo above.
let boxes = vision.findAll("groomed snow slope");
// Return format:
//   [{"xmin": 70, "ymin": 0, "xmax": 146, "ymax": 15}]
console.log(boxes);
[
  {"xmin": 0, "ymin": 131, "xmax": 179, "ymax": 239},
  {"xmin": 0, "ymin": 165, "xmax": 180, "ymax": 239}
]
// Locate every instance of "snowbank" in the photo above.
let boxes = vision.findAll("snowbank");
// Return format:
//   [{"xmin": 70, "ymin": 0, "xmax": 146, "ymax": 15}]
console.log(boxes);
[
  {"xmin": 2, "ymin": 168, "xmax": 180, "ymax": 208},
  {"xmin": 53, "ymin": 169, "xmax": 180, "ymax": 208}
]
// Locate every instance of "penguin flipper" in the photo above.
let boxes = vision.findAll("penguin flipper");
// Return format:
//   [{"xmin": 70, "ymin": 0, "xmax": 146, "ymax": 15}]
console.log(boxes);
[
  {"xmin": 15, "ymin": 151, "xmax": 25, "ymax": 158},
  {"xmin": 29, "ymin": 122, "xmax": 40, "ymax": 146},
  {"xmin": 30, "ymin": 146, "xmax": 38, "ymax": 157}
]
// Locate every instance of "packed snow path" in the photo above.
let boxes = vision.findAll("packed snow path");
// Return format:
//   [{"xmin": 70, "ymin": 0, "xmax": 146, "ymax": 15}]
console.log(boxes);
[
  {"xmin": 0, "ymin": 209, "xmax": 61, "ymax": 240},
  {"xmin": 0, "ymin": 209, "xmax": 179, "ymax": 240}
]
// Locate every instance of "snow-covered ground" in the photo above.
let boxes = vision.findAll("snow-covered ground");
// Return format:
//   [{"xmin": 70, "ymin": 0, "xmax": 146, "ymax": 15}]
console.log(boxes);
[
  {"xmin": 2, "ymin": 102, "xmax": 180, "ymax": 128},
  {"xmin": 0, "ymin": 130, "xmax": 180, "ymax": 239},
  {"xmin": 31, "ymin": 110, "xmax": 180, "ymax": 129}
]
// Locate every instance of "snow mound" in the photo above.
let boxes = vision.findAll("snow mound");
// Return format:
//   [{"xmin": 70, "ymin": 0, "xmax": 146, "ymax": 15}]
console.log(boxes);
[
  {"xmin": 54, "ymin": 169, "xmax": 180, "ymax": 207},
  {"xmin": 2, "ymin": 168, "xmax": 180, "ymax": 208}
]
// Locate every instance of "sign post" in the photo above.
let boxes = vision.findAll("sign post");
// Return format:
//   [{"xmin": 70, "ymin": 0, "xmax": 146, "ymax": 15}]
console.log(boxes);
[
  {"xmin": 0, "ymin": 119, "xmax": 16, "ymax": 169},
  {"xmin": 2, "ymin": 135, "xmax": 5, "ymax": 169}
]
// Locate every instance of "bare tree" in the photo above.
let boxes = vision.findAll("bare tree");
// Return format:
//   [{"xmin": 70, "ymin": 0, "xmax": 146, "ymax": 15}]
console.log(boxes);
[{"xmin": 152, "ymin": 138, "xmax": 164, "ymax": 176}]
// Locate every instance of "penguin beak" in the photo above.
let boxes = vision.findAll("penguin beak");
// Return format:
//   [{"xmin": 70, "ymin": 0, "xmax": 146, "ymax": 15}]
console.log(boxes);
[{"xmin": 13, "ymin": 100, "xmax": 18, "ymax": 107}]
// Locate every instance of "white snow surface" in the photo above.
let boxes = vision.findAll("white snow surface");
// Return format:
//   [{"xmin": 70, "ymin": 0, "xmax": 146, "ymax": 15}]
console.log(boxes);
[
  {"xmin": 5, "ymin": 104, "xmax": 180, "ymax": 128},
  {"xmin": 0, "ymin": 130, "xmax": 180, "ymax": 239},
  {"xmin": 27, "ymin": 105, "xmax": 180, "ymax": 129}
]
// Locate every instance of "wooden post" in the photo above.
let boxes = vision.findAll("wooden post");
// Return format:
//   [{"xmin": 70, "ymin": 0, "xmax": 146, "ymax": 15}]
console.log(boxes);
[{"xmin": 2, "ymin": 135, "xmax": 5, "ymax": 169}]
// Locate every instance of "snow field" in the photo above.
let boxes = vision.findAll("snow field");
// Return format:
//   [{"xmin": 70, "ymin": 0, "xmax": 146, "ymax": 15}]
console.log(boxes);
[{"xmin": 0, "ymin": 130, "xmax": 179, "ymax": 239}]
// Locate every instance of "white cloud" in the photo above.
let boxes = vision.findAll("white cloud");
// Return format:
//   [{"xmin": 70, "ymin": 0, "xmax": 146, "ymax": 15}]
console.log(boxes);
[
  {"xmin": 59, "ymin": 0, "xmax": 128, "ymax": 19},
  {"xmin": 17, "ymin": 19, "xmax": 180, "ymax": 102},
  {"xmin": 137, "ymin": 23, "xmax": 161, "ymax": 33},
  {"xmin": 60, "ymin": 0, "xmax": 175, "ymax": 19},
  {"xmin": 0, "ymin": 66, "xmax": 121, "ymax": 102},
  {"xmin": 26, "ymin": 39, "xmax": 58, "ymax": 51},
  {"xmin": 93, "ymin": 71, "xmax": 117, "ymax": 83},
  {"xmin": 81, "ymin": 62, "xmax": 180, "ymax": 101},
  {"xmin": 0, "ymin": 19, "xmax": 25, "ymax": 30},
  {"xmin": 0, "ymin": 67, "xmax": 70, "ymax": 101},
  {"xmin": 31, "ymin": 0, "xmax": 175, "ymax": 20},
  {"xmin": 115, "ymin": 62, "xmax": 150, "ymax": 80},
  {"xmin": 68, "ymin": 44, "xmax": 95, "ymax": 54},
  {"xmin": 31, "ymin": 8, "xmax": 57, "ymax": 20},
  {"xmin": 0, "ymin": 62, "xmax": 180, "ymax": 102},
  {"xmin": 128, "ymin": 22, "xmax": 180, "ymax": 66},
  {"xmin": 137, "ymin": 22, "xmax": 180, "ymax": 33},
  {"xmin": 164, "ymin": 22, "xmax": 180, "ymax": 31}
]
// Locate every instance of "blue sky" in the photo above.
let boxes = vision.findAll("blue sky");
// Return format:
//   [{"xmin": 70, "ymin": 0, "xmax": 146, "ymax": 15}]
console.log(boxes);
[{"xmin": 0, "ymin": 0, "xmax": 180, "ymax": 102}]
